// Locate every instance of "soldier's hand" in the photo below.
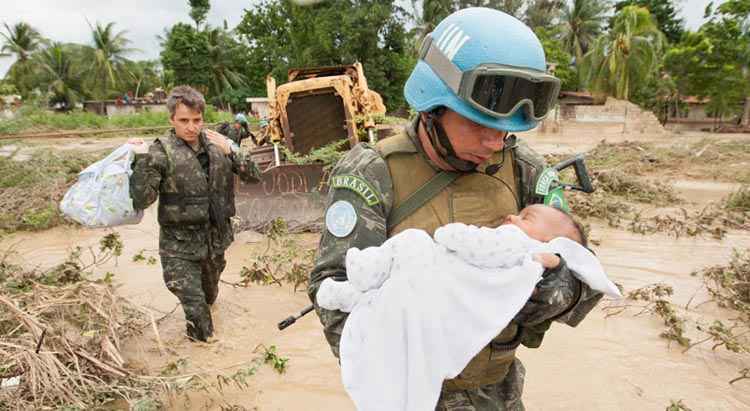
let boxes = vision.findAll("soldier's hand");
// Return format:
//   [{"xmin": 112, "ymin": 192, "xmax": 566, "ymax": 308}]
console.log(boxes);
[
  {"xmin": 514, "ymin": 257, "xmax": 580, "ymax": 326},
  {"xmin": 205, "ymin": 129, "xmax": 232, "ymax": 155},
  {"xmin": 128, "ymin": 138, "xmax": 148, "ymax": 154},
  {"xmin": 532, "ymin": 253, "xmax": 560, "ymax": 269}
]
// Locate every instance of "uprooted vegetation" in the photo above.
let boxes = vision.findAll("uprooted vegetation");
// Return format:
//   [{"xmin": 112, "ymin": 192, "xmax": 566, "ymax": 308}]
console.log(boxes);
[
  {"xmin": 555, "ymin": 141, "xmax": 750, "ymax": 238},
  {"xmin": 606, "ymin": 250, "xmax": 750, "ymax": 385},
  {"xmin": 0, "ymin": 147, "xmax": 105, "ymax": 233},
  {"xmin": 0, "ymin": 233, "xmax": 289, "ymax": 409},
  {"xmin": 582, "ymin": 184, "xmax": 750, "ymax": 239},
  {"xmin": 580, "ymin": 139, "xmax": 750, "ymax": 184},
  {"xmin": 281, "ymin": 138, "xmax": 350, "ymax": 171},
  {"xmin": 234, "ymin": 218, "xmax": 315, "ymax": 292}
]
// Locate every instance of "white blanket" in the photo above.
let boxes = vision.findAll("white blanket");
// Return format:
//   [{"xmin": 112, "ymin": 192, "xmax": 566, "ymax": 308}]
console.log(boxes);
[{"xmin": 317, "ymin": 223, "xmax": 621, "ymax": 411}]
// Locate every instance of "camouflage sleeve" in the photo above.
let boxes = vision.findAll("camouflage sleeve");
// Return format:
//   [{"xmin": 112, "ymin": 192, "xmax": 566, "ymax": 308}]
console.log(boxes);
[
  {"xmin": 307, "ymin": 143, "xmax": 394, "ymax": 358},
  {"xmin": 129, "ymin": 142, "xmax": 167, "ymax": 210},
  {"xmin": 514, "ymin": 257, "xmax": 604, "ymax": 327},
  {"xmin": 231, "ymin": 152, "xmax": 261, "ymax": 184},
  {"xmin": 513, "ymin": 139, "xmax": 546, "ymax": 208},
  {"xmin": 513, "ymin": 139, "xmax": 604, "ymax": 346}
]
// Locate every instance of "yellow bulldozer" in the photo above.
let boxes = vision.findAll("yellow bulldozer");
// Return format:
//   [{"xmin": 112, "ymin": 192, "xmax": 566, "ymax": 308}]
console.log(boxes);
[{"xmin": 235, "ymin": 62, "xmax": 391, "ymax": 230}]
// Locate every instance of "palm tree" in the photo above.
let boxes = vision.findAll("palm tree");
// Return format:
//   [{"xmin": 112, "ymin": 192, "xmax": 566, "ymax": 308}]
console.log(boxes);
[
  {"xmin": 87, "ymin": 21, "xmax": 137, "ymax": 98},
  {"xmin": 123, "ymin": 60, "xmax": 162, "ymax": 98},
  {"xmin": 525, "ymin": 0, "xmax": 565, "ymax": 30},
  {"xmin": 36, "ymin": 43, "xmax": 84, "ymax": 109},
  {"xmin": 560, "ymin": 0, "xmax": 611, "ymax": 62},
  {"xmin": 1, "ymin": 22, "xmax": 44, "ymax": 62},
  {"xmin": 1, "ymin": 22, "xmax": 45, "ymax": 95},
  {"xmin": 205, "ymin": 28, "xmax": 247, "ymax": 107},
  {"xmin": 581, "ymin": 5, "xmax": 666, "ymax": 100}
]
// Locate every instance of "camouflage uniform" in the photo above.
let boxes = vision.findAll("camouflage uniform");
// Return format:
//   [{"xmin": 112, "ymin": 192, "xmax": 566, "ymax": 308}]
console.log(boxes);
[
  {"xmin": 226, "ymin": 124, "xmax": 250, "ymax": 146},
  {"xmin": 308, "ymin": 119, "xmax": 603, "ymax": 410},
  {"xmin": 130, "ymin": 130, "xmax": 260, "ymax": 341}
]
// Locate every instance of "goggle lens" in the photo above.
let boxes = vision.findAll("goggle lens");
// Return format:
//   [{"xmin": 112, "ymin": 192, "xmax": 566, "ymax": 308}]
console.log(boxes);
[{"xmin": 470, "ymin": 74, "xmax": 558, "ymax": 119}]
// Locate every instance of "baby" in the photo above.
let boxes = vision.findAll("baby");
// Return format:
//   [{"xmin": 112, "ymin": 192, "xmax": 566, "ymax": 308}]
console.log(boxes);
[
  {"xmin": 317, "ymin": 205, "xmax": 620, "ymax": 411},
  {"xmin": 445, "ymin": 203, "xmax": 588, "ymax": 272},
  {"xmin": 317, "ymin": 204, "xmax": 618, "ymax": 313}
]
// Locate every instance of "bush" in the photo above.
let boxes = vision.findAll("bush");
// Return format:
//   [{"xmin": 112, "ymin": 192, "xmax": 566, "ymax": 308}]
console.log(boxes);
[{"xmin": 726, "ymin": 186, "xmax": 750, "ymax": 212}]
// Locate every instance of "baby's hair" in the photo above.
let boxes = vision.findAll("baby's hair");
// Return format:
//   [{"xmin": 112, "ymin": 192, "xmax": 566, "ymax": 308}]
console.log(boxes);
[{"xmin": 550, "ymin": 207, "xmax": 588, "ymax": 248}]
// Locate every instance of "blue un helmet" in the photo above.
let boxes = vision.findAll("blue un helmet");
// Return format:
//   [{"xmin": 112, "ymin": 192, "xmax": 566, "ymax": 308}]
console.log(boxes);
[
  {"xmin": 234, "ymin": 113, "xmax": 249, "ymax": 125},
  {"xmin": 404, "ymin": 8, "xmax": 560, "ymax": 132}
]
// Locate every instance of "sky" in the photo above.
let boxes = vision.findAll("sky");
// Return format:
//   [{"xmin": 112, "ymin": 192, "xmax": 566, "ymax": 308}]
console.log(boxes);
[{"xmin": 0, "ymin": 0, "xmax": 723, "ymax": 78}]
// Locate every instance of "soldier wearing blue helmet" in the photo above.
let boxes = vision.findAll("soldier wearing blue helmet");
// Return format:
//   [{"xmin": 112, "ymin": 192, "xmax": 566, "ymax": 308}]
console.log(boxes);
[{"xmin": 309, "ymin": 8, "xmax": 602, "ymax": 410}]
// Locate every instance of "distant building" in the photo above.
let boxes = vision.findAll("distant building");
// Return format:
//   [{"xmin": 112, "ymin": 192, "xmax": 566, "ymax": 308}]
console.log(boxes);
[
  {"xmin": 245, "ymin": 97, "xmax": 270, "ymax": 119},
  {"xmin": 83, "ymin": 99, "xmax": 167, "ymax": 117}
]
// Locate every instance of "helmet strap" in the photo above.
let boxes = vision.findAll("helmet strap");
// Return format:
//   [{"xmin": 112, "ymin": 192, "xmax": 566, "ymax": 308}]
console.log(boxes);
[{"xmin": 423, "ymin": 111, "xmax": 477, "ymax": 172}]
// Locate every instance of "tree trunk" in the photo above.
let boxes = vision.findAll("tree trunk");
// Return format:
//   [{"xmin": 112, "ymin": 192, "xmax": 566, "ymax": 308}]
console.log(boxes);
[{"xmin": 742, "ymin": 96, "xmax": 750, "ymax": 128}]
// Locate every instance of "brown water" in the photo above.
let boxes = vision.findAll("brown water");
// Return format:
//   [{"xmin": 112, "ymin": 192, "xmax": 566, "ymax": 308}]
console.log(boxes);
[{"xmin": 2, "ymin": 156, "xmax": 749, "ymax": 410}]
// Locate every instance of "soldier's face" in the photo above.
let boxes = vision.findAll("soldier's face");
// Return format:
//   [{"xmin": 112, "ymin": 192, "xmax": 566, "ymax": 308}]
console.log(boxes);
[
  {"xmin": 440, "ymin": 109, "xmax": 507, "ymax": 164},
  {"xmin": 170, "ymin": 104, "xmax": 204, "ymax": 144}
]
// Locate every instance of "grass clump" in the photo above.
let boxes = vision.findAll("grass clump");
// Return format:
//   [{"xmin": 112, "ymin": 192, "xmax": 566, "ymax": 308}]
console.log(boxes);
[
  {"xmin": 726, "ymin": 186, "xmax": 750, "ymax": 212},
  {"xmin": 0, "ymin": 106, "xmax": 232, "ymax": 135},
  {"xmin": 666, "ymin": 400, "xmax": 693, "ymax": 411}
]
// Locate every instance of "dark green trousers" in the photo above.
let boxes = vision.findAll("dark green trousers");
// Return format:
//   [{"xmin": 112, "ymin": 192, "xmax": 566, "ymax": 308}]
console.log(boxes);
[
  {"xmin": 436, "ymin": 359, "xmax": 525, "ymax": 411},
  {"xmin": 161, "ymin": 254, "xmax": 226, "ymax": 341}
]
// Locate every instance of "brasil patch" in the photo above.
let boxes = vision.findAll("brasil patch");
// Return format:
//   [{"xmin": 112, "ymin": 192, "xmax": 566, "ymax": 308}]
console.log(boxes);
[
  {"xmin": 535, "ymin": 167, "xmax": 559, "ymax": 196},
  {"xmin": 331, "ymin": 174, "xmax": 380, "ymax": 206}
]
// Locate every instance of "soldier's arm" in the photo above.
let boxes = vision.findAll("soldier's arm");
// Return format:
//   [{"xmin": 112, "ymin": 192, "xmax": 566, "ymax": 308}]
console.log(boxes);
[
  {"xmin": 230, "ymin": 151, "xmax": 261, "ymax": 184},
  {"xmin": 514, "ymin": 258, "xmax": 604, "ymax": 348},
  {"xmin": 129, "ymin": 142, "xmax": 166, "ymax": 210},
  {"xmin": 513, "ymin": 139, "xmax": 604, "ymax": 347},
  {"xmin": 308, "ymin": 143, "xmax": 393, "ymax": 358}
]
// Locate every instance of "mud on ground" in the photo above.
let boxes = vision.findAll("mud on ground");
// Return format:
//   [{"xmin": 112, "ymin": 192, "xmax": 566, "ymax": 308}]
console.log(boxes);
[{"xmin": 1, "ymin": 128, "xmax": 750, "ymax": 410}]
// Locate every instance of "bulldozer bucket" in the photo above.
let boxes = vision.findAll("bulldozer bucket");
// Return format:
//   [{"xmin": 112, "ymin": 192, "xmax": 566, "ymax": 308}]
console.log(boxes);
[{"xmin": 235, "ymin": 163, "xmax": 329, "ymax": 231}]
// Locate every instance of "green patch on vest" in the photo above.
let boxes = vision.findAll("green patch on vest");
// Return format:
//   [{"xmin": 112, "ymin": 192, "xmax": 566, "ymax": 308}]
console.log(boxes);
[
  {"xmin": 331, "ymin": 174, "xmax": 381, "ymax": 206},
  {"xmin": 535, "ymin": 167, "xmax": 559, "ymax": 196},
  {"xmin": 544, "ymin": 187, "xmax": 569, "ymax": 212}
]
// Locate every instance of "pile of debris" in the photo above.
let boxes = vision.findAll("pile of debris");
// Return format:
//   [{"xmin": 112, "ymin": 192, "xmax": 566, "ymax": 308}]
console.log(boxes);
[{"xmin": 0, "ymin": 234, "xmax": 154, "ymax": 409}]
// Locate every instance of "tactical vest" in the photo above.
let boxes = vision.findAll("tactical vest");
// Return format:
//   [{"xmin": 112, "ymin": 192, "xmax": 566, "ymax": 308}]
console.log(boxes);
[
  {"xmin": 375, "ymin": 131, "xmax": 522, "ymax": 391},
  {"xmin": 156, "ymin": 133, "xmax": 236, "ymax": 229}
]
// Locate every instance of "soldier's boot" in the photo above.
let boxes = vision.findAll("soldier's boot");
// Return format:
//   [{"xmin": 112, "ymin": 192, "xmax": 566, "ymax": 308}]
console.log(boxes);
[{"xmin": 185, "ymin": 307, "xmax": 214, "ymax": 342}]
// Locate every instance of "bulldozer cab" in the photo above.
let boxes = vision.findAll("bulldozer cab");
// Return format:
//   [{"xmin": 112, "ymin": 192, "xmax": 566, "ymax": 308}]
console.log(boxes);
[{"xmin": 260, "ymin": 62, "xmax": 385, "ymax": 158}]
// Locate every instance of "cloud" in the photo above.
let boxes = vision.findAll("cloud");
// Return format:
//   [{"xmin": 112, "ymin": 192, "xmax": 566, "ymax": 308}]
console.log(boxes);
[{"xmin": 0, "ymin": 0, "xmax": 258, "ymax": 77}]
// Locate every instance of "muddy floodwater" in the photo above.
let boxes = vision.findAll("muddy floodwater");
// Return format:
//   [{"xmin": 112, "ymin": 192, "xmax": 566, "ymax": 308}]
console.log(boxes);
[{"xmin": 2, "ymin": 133, "xmax": 750, "ymax": 410}]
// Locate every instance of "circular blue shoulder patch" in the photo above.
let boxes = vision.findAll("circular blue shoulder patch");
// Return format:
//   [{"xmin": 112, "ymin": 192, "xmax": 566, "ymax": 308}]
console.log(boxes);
[{"xmin": 325, "ymin": 200, "xmax": 358, "ymax": 238}]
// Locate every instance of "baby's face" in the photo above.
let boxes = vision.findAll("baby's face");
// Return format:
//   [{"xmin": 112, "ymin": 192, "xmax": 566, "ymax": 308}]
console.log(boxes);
[{"xmin": 501, "ymin": 204, "xmax": 573, "ymax": 242}]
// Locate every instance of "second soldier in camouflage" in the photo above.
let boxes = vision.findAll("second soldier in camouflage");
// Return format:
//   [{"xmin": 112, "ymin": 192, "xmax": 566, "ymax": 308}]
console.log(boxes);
[{"xmin": 129, "ymin": 86, "xmax": 260, "ymax": 342}]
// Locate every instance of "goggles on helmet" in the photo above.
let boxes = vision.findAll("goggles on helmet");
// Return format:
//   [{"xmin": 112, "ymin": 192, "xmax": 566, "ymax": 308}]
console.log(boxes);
[{"xmin": 419, "ymin": 34, "xmax": 561, "ymax": 122}]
